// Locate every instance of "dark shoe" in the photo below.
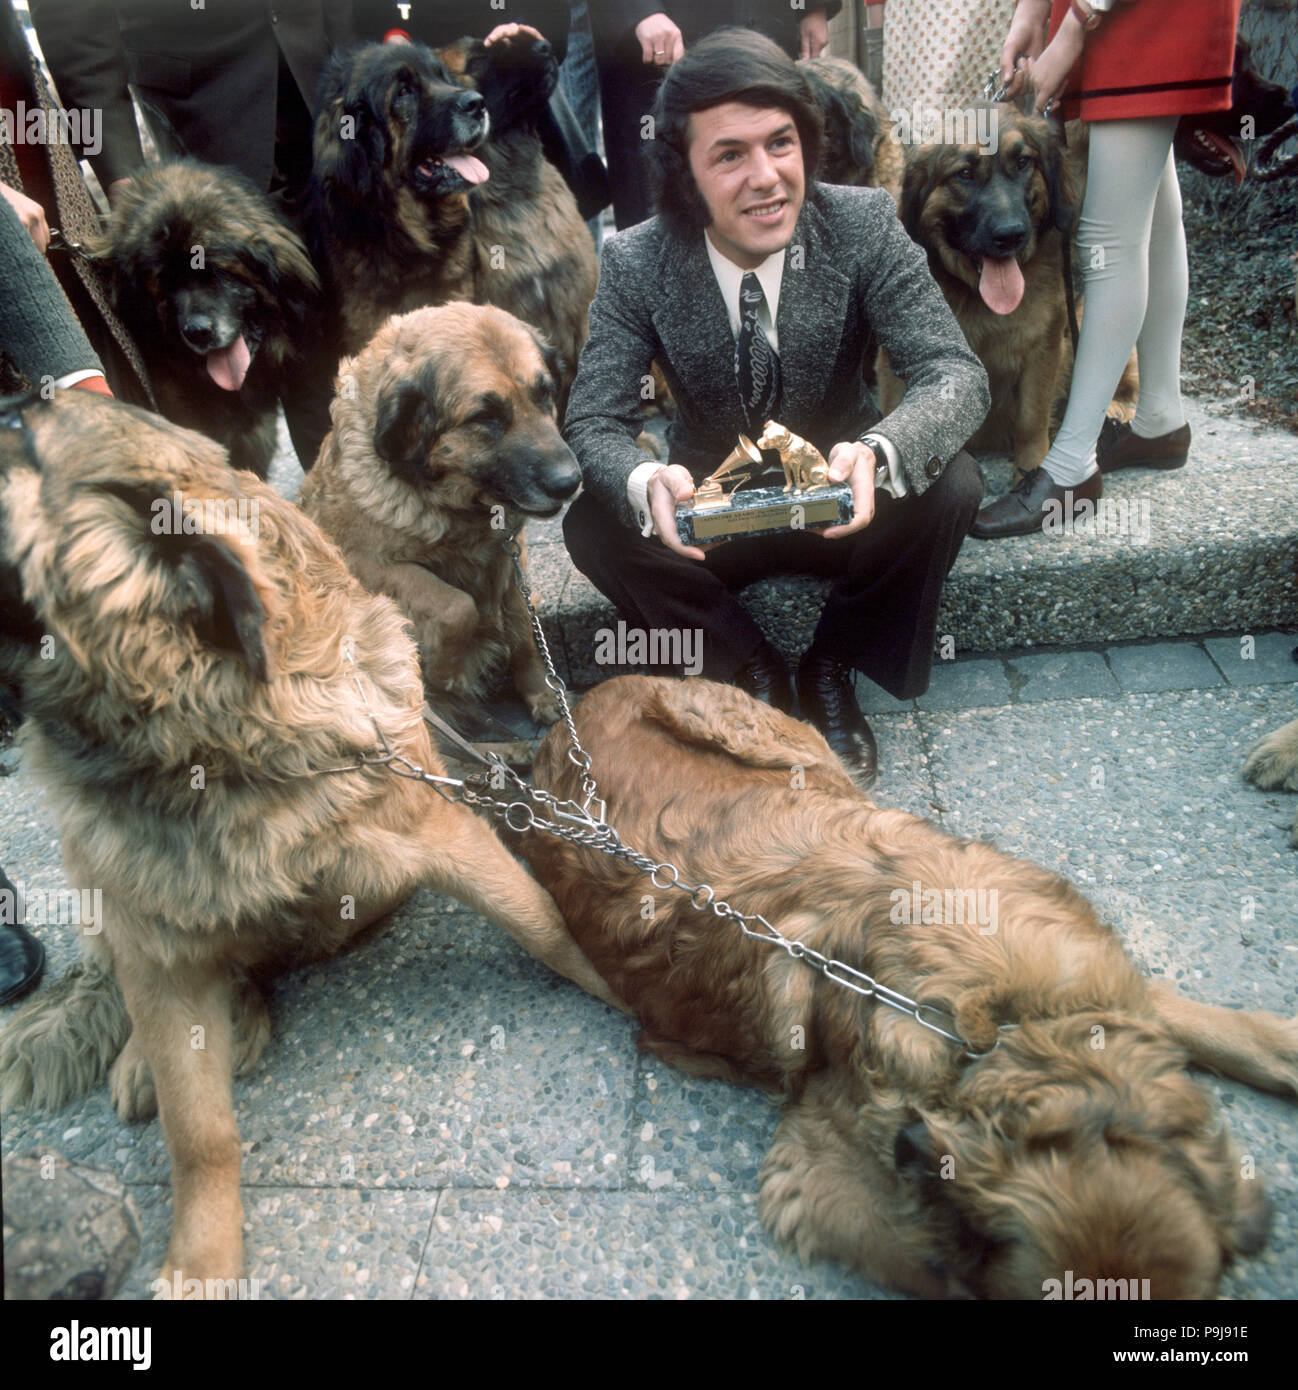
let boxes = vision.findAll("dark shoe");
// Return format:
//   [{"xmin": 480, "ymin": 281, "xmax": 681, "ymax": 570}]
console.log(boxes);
[
  {"xmin": 0, "ymin": 865, "xmax": 44, "ymax": 1005},
  {"xmin": 969, "ymin": 467, "xmax": 1102, "ymax": 540},
  {"xmin": 1096, "ymin": 418, "xmax": 1190, "ymax": 473},
  {"xmin": 734, "ymin": 641, "xmax": 793, "ymax": 714},
  {"xmin": 0, "ymin": 922, "xmax": 45, "ymax": 1005},
  {"xmin": 796, "ymin": 650, "xmax": 878, "ymax": 786}
]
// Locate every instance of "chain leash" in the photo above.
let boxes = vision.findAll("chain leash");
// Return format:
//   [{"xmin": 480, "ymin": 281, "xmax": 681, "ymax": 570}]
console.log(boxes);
[{"xmin": 332, "ymin": 532, "xmax": 1013, "ymax": 1063}]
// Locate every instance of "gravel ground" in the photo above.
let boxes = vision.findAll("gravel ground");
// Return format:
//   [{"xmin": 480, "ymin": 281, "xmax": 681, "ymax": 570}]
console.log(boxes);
[{"xmin": 1181, "ymin": 168, "xmax": 1298, "ymax": 434}]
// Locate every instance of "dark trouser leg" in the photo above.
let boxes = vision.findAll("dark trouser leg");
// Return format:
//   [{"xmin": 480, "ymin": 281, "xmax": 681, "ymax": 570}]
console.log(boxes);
[
  {"xmin": 280, "ymin": 336, "xmax": 338, "ymax": 473},
  {"xmin": 592, "ymin": 38, "xmax": 657, "ymax": 230},
  {"xmin": 811, "ymin": 450, "xmax": 984, "ymax": 698},
  {"xmin": 563, "ymin": 450, "xmax": 982, "ymax": 694},
  {"xmin": 563, "ymin": 493, "xmax": 768, "ymax": 679}
]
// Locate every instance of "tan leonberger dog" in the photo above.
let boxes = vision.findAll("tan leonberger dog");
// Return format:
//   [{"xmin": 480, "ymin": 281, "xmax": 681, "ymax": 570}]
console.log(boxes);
[
  {"xmin": 299, "ymin": 304, "xmax": 579, "ymax": 727},
  {"xmin": 0, "ymin": 391, "xmax": 619, "ymax": 1296},
  {"xmin": 878, "ymin": 107, "xmax": 1136, "ymax": 480},
  {"xmin": 519, "ymin": 676, "xmax": 1295, "ymax": 1299}
]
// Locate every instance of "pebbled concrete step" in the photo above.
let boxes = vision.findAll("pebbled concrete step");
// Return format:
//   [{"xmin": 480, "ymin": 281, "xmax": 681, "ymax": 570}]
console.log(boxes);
[{"xmin": 526, "ymin": 399, "xmax": 1298, "ymax": 687}]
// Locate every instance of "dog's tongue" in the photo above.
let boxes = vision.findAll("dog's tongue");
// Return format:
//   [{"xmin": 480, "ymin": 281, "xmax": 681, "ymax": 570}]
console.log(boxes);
[
  {"xmin": 1202, "ymin": 129, "xmax": 1247, "ymax": 184},
  {"xmin": 206, "ymin": 335, "xmax": 251, "ymax": 392},
  {"xmin": 444, "ymin": 153, "xmax": 489, "ymax": 185},
  {"xmin": 979, "ymin": 257, "xmax": 1026, "ymax": 315}
]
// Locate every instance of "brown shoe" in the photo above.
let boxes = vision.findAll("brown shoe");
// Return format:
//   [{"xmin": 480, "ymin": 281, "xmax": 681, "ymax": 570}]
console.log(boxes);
[
  {"xmin": 1096, "ymin": 418, "xmax": 1190, "ymax": 473},
  {"xmin": 969, "ymin": 468, "xmax": 1101, "ymax": 540}
]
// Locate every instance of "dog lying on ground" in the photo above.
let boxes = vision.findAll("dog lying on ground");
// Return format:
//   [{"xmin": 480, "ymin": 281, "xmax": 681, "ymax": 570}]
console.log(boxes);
[
  {"xmin": 299, "ymin": 304, "xmax": 579, "ymax": 726},
  {"xmin": 878, "ymin": 107, "xmax": 1136, "ymax": 480},
  {"xmin": 799, "ymin": 55, "xmax": 902, "ymax": 202},
  {"xmin": 0, "ymin": 391, "xmax": 619, "ymax": 1296},
  {"xmin": 437, "ymin": 33, "xmax": 598, "ymax": 413},
  {"xmin": 519, "ymin": 676, "xmax": 1293, "ymax": 1298},
  {"xmin": 90, "ymin": 161, "xmax": 318, "ymax": 479}
]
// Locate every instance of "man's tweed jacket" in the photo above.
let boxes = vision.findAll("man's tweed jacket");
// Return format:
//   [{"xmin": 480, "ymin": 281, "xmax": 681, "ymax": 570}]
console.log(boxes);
[{"xmin": 564, "ymin": 182, "xmax": 991, "ymax": 531}]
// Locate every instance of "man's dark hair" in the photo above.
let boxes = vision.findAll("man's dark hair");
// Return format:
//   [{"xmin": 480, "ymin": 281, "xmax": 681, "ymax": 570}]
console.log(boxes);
[{"xmin": 646, "ymin": 28, "xmax": 824, "ymax": 240}]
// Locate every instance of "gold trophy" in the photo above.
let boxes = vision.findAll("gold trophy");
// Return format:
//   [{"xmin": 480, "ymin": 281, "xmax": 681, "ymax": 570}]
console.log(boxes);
[{"xmin": 676, "ymin": 419, "xmax": 854, "ymax": 544}]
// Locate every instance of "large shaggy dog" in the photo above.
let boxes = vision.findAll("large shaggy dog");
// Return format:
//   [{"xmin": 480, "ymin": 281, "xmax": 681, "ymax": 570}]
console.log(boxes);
[
  {"xmin": 437, "ymin": 34, "xmax": 599, "ymax": 411},
  {"xmin": 519, "ymin": 676, "xmax": 1295, "ymax": 1298},
  {"xmin": 90, "ymin": 161, "xmax": 318, "ymax": 479},
  {"xmin": 798, "ymin": 55, "xmax": 902, "ymax": 201},
  {"xmin": 877, "ymin": 108, "xmax": 1135, "ymax": 480},
  {"xmin": 298, "ymin": 304, "xmax": 579, "ymax": 725},
  {"xmin": 0, "ymin": 392, "xmax": 618, "ymax": 1294},
  {"xmin": 306, "ymin": 33, "xmax": 597, "ymax": 406},
  {"xmin": 306, "ymin": 40, "xmax": 490, "ymax": 357}
]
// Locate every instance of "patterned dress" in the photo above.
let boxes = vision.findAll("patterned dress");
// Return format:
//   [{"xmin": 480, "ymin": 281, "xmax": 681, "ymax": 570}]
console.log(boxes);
[{"xmin": 882, "ymin": 0, "xmax": 1017, "ymax": 111}]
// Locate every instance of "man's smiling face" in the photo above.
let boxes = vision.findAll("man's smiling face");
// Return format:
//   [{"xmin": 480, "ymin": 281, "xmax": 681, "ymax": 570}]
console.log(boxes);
[{"xmin": 686, "ymin": 102, "xmax": 805, "ymax": 268}]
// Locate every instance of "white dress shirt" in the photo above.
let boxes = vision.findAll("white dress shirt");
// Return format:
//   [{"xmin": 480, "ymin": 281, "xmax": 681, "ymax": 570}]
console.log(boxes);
[{"xmin": 627, "ymin": 232, "xmax": 906, "ymax": 538}]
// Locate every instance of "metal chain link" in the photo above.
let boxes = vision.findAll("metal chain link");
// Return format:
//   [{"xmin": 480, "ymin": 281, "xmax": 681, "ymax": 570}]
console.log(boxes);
[{"xmin": 334, "ymin": 532, "xmax": 1014, "ymax": 1062}]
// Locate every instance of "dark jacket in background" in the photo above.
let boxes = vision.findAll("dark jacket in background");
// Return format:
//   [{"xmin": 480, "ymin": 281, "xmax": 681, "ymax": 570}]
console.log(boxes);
[
  {"xmin": 351, "ymin": 0, "xmax": 571, "ymax": 60},
  {"xmin": 587, "ymin": 0, "xmax": 842, "ymax": 229}
]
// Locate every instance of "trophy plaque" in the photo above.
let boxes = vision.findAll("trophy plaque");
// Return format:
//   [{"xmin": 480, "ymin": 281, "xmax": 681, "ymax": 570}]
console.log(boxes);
[{"xmin": 675, "ymin": 420, "xmax": 854, "ymax": 546}]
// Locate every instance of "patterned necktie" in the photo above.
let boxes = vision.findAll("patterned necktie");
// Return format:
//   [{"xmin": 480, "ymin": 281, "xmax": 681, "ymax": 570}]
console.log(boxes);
[{"xmin": 734, "ymin": 271, "xmax": 781, "ymax": 431}]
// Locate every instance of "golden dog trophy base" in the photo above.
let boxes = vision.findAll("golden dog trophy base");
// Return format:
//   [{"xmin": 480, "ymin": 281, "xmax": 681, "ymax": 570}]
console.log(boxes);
[{"xmin": 675, "ymin": 421, "xmax": 854, "ymax": 545}]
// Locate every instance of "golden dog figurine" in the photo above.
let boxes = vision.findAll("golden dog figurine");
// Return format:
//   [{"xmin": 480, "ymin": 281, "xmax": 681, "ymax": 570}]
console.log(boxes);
[{"xmin": 754, "ymin": 420, "xmax": 830, "ymax": 494}]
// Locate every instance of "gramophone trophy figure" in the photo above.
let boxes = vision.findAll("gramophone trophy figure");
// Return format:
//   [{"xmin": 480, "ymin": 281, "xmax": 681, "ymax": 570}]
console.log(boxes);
[{"xmin": 676, "ymin": 419, "xmax": 854, "ymax": 545}]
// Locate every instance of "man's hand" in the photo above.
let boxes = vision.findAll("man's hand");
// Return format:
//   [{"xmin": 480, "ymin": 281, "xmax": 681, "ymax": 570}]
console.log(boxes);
[
  {"xmin": 819, "ymin": 441, "xmax": 876, "ymax": 540},
  {"xmin": 1, "ymin": 182, "xmax": 49, "ymax": 253},
  {"xmin": 1024, "ymin": 10, "xmax": 1085, "ymax": 114},
  {"xmin": 635, "ymin": 12, "xmax": 684, "ymax": 68},
  {"xmin": 484, "ymin": 22, "xmax": 547, "ymax": 48},
  {"xmin": 647, "ymin": 463, "xmax": 707, "ymax": 560},
  {"xmin": 798, "ymin": 6, "xmax": 830, "ymax": 60},
  {"xmin": 999, "ymin": 0, "xmax": 1050, "ymax": 100}
]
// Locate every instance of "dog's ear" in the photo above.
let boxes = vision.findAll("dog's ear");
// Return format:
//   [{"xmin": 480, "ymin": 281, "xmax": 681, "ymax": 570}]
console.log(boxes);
[
  {"xmin": 528, "ymin": 330, "xmax": 565, "ymax": 408},
  {"xmin": 373, "ymin": 370, "xmax": 437, "ymax": 484},
  {"xmin": 311, "ymin": 59, "xmax": 387, "ymax": 203},
  {"xmin": 898, "ymin": 156, "xmax": 936, "ymax": 239},
  {"xmin": 808, "ymin": 73, "xmax": 878, "ymax": 185},
  {"xmin": 98, "ymin": 481, "xmax": 273, "ymax": 682},
  {"xmin": 1033, "ymin": 121, "xmax": 1077, "ymax": 236},
  {"xmin": 242, "ymin": 228, "xmax": 321, "ymax": 335}
]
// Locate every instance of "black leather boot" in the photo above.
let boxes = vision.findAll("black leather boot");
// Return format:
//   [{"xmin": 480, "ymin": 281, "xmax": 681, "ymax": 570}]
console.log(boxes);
[{"xmin": 796, "ymin": 650, "xmax": 878, "ymax": 785}]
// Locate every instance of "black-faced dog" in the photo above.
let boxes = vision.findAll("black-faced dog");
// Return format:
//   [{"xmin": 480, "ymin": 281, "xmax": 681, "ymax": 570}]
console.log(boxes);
[
  {"xmin": 1176, "ymin": 37, "xmax": 1294, "ymax": 182},
  {"xmin": 298, "ymin": 303, "xmax": 578, "ymax": 725},
  {"xmin": 91, "ymin": 161, "xmax": 319, "ymax": 478},
  {"xmin": 877, "ymin": 107, "xmax": 1135, "ymax": 479},
  {"xmin": 306, "ymin": 41, "xmax": 490, "ymax": 356}
]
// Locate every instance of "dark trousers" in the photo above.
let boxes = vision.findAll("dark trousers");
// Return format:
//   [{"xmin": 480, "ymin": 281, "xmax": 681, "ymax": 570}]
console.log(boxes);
[{"xmin": 563, "ymin": 451, "xmax": 984, "ymax": 699}]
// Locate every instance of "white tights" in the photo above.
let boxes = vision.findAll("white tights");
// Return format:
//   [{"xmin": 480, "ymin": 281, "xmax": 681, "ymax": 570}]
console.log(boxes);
[{"xmin": 1043, "ymin": 115, "xmax": 1189, "ymax": 487}]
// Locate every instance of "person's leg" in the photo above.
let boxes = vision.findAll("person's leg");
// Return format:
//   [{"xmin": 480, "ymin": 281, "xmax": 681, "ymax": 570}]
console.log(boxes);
[
  {"xmin": 1127, "ymin": 146, "xmax": 1188, "ymax": 440},
  {"xmin": 810, "ymin": 450, "xmax": 984, "ymax": 697},
  {"xmin": 562, "ymin": 493, "xmax": 769, "ymax": 680},
  {"xmin": 1043, "ymin": 115, "xmax": 1180, "ymax": 487}
]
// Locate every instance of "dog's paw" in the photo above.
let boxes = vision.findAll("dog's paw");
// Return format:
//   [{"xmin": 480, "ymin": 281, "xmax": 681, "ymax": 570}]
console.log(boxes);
[
  {"xmin": 525, "ymin": 688, "xmax": 563, "ymax": 726},
  {"xmin": 109, "ymin": 1037, "xmax": 157, "ymax": 1123},
  {"xmin": 1242, "ymin": 719, "xmax": 1298, "ymax": 791}
]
